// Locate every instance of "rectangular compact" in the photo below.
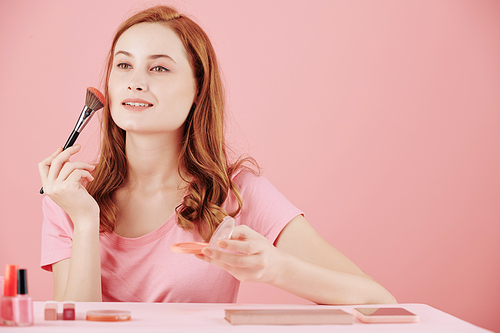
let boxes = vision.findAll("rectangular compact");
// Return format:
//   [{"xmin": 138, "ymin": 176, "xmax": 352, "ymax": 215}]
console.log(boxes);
[
  {"xmin": 353, "ymin": 307, "xmax": 419, "ymax": 323},
  {"xmin": 224, "ymin": 308, "xmax": 353, "ymax": 325}
]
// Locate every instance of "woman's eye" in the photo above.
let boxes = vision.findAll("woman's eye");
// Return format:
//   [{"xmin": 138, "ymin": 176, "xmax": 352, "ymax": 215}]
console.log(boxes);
[
  {"xmin": 117, "ymin": 63, "xmax": 131, "ymax": 69},
  {"xmin": 151, "ymin": 66, "xmax": 168, "ymax": 72}
]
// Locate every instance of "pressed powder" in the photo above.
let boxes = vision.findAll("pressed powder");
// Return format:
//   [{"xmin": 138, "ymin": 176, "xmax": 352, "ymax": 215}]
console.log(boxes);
[{"xmin": 171, "ymin": 216, "xmax": 235, "ymax": 254}]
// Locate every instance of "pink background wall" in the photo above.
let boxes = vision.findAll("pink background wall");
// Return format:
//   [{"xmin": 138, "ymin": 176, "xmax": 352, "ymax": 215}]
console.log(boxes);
[{"xmin": 0, "ymin": 0, "xmax": 499, "ymax": 331}]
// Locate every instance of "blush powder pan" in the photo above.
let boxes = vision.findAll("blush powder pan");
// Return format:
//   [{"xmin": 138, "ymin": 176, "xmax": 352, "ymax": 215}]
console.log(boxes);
[{"xmin": 171, "ymin": 216, "xmax": 235, "ymax": 254}]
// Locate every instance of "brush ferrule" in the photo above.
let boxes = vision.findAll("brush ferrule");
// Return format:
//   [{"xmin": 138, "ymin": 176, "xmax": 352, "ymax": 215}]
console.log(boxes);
[{"xmin": 74, "ymin": 105, "xmax": 96, "ymax": 133}]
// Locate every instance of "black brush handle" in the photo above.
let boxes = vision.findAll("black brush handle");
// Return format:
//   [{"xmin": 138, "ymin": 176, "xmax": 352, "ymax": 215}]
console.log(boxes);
[
  {"xmin": 40, "ymin": 130, "xmax": 80, "ymax": 194},
  {"xmin": 63, "ymin": 130, "xmax": 80, "ymax": 150}
]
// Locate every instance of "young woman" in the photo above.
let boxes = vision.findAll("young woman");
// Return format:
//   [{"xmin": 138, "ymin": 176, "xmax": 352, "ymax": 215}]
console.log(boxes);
[{"xmin": 38, "ymin": 5, "xmax": 396, "ymax": 304}]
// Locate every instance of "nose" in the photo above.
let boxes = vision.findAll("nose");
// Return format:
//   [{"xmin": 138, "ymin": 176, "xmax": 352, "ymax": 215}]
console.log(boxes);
[
  {"xmin": 128, "ymin": 72, "xmax": 148, "ymax": 92},
  {"xmin": 128, "ymin": 83, "xmax": 147, "ymax": 91}
]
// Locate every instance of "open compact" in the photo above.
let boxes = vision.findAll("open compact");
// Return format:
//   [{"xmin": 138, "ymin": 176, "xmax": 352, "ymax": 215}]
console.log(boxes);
[{"xmin": 171, "ymin": 216, "xmax": 235, "ymax": 254}]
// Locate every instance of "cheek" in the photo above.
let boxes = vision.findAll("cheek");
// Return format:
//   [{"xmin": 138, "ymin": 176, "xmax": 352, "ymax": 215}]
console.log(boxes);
[
  {"xmin": 107, "ymin": 74, "xmax": 120, "ymax": 113},
  {"xmin": 108, "ymin": 74, "xmax": 117, "ymax": 97},
  {"xmin": 108, "ymin": 97, "xmax": 124, "ymax": 127},
  {"xmin": 107, "ymin": 89, "xmax": 120, "ymax": 123},
  {"xmin": 176, "ymin": 79, "xmax": 197, "ymax": 109},
  {"xmin": 186, "ymin": 76, "xmax": 197, "ymax": 102}
]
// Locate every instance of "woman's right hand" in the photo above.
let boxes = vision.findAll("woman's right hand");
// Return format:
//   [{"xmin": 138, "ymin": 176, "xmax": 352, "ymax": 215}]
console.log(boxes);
[{"xmin": 38, "ymin": 144, "xmax": 99, "ymax": 224}]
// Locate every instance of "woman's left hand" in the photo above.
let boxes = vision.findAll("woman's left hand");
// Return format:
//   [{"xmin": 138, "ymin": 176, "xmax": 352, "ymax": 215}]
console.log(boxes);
[{"xmin": 195, "ymin": 225, "xmax": 283, "ymax": 284}]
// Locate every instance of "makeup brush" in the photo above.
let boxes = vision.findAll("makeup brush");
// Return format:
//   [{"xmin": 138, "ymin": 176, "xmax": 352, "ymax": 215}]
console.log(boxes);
[{"xmin": 40, "ymin": 87, "xmax": 106, "ymax": 194}]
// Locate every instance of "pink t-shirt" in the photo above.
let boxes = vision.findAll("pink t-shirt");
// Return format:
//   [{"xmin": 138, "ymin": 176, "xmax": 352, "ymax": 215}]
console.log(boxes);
[{"xmin": 40, "ymin": 171, "xmax": 302, "ymax": 303}]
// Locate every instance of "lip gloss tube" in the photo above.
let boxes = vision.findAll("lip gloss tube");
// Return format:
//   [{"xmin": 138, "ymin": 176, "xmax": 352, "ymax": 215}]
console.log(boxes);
[
  {"xmin": 1, "ymin": 264, "xmax": 18, "ymax": 326},
  {"xmin": 12, "ymin": 269, "xmax": 33, "ymax": 326}
]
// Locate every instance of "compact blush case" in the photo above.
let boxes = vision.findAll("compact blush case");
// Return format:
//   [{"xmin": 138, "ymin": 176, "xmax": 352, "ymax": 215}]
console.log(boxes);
[
  {"xmin": 171, "ymin": 216, "xmax": 235, "ymax": 254},
  {"xmin": 86, "ymin": 310, "xmax": 131, "ymax": 322}
]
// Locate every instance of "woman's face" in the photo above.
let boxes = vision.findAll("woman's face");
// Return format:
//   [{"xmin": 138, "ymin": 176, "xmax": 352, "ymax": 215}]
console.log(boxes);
[{"xmin": 108, "ymin": 22, "xmax": 197, "ymax": 136}]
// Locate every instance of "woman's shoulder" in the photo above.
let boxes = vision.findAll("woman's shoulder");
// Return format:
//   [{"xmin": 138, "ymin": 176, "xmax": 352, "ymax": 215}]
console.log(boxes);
[
  {"xmin": 232, "ymin": 168, "xmax": 265, "ymax": 188},
  {"xmin": 231, "ymin": 168, "xmax": 287, "ymax": 202}
]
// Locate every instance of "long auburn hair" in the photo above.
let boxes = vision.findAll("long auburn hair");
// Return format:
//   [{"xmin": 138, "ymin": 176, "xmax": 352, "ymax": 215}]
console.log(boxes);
[{"xmin": 87, "ymin": 5, "xmax": 255, "ymax": 242}]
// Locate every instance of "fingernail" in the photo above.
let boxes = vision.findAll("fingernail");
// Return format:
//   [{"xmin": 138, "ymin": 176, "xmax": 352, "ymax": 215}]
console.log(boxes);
[
  {"xmin": 202, "ymin": 248, "xmax": 212, "ymax": 257},
  {"xmin": 218, "ymin": 241, "xmax": 228, "ymax": 249}
]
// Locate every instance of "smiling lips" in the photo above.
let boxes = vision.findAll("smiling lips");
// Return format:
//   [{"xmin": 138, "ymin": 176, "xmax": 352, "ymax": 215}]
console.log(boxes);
[
  {"xmin": 125, "ymin": 102, "xmax": 151, "ymax": 107},
  {"xmin": 122, "ymin": 98, "xmax": 153, "ymax": 110}
]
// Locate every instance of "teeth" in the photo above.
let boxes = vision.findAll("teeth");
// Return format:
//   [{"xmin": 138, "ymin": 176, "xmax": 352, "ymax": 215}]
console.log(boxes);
[{"xmin": 124, "ymin": 102, "xmax": 151, "ymax": 107}]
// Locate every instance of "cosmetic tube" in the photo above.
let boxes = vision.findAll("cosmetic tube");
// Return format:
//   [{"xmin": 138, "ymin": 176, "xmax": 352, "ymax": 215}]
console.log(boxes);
[
  {"xmin": 1, "ymin": 264, "xmax": 18, "ymax": 326},
  {"xmin": 12, "ymin": 269, "xmax": 33, "ymax": 326}
]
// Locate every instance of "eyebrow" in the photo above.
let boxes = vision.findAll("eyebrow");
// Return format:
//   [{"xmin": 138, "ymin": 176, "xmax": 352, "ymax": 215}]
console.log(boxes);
[{"xmin": 114, "ymin": 50, "xmax": 177, "ymax": 63}]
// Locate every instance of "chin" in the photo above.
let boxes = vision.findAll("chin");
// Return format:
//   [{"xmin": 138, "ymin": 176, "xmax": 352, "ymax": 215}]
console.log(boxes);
[{"xmin": 111, "ymin": 116, "xmax": 186, "ymax": 136}]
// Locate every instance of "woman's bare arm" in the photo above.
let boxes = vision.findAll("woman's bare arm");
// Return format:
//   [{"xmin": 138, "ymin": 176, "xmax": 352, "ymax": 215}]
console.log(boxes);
[
  {"xmin": 39, "ymin": 145, "xmax": 102, "ymax": 302},
  {"xmin": 197, "ymin": 215, "xmax": 396, "ymax": 304}
]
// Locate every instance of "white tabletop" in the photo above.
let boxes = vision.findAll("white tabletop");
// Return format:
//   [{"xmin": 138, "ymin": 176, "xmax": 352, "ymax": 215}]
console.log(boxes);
[{"xmin": 8, "ymin": 302, "xmax": 491, "ymax": 332}]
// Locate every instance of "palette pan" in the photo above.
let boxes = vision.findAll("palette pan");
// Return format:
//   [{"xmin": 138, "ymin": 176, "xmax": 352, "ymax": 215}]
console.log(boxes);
[{"xmin": 171, "ymin": 216, "xmax": 235, "ymax": 254}]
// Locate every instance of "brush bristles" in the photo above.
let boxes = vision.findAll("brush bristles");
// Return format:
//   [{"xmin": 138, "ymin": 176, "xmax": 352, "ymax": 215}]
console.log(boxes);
[{"xmin": 86, "ymin": 87, "xmax": 106, "ymax": 111}]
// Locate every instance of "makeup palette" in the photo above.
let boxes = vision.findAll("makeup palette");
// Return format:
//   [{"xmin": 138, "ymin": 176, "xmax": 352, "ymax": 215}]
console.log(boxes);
[{"xmin": 171, "ymin": 216, "xmax": 235, "ymax": 254}]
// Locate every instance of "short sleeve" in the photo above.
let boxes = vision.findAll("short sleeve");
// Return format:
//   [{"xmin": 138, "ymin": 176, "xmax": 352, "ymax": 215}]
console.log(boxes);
[
  {"xmin": 40, "ymin": 196, "xmax": 74, "ymax": 272},
  {"xmin": 232, "ymin": 170, "xmax": 304, "ymax": 244}
]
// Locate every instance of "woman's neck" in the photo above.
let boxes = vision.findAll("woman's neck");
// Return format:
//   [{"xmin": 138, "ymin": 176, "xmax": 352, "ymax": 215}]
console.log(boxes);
[{"xmin": 123, "ymin": 131, "xmax": 186, "ymax": 193}]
